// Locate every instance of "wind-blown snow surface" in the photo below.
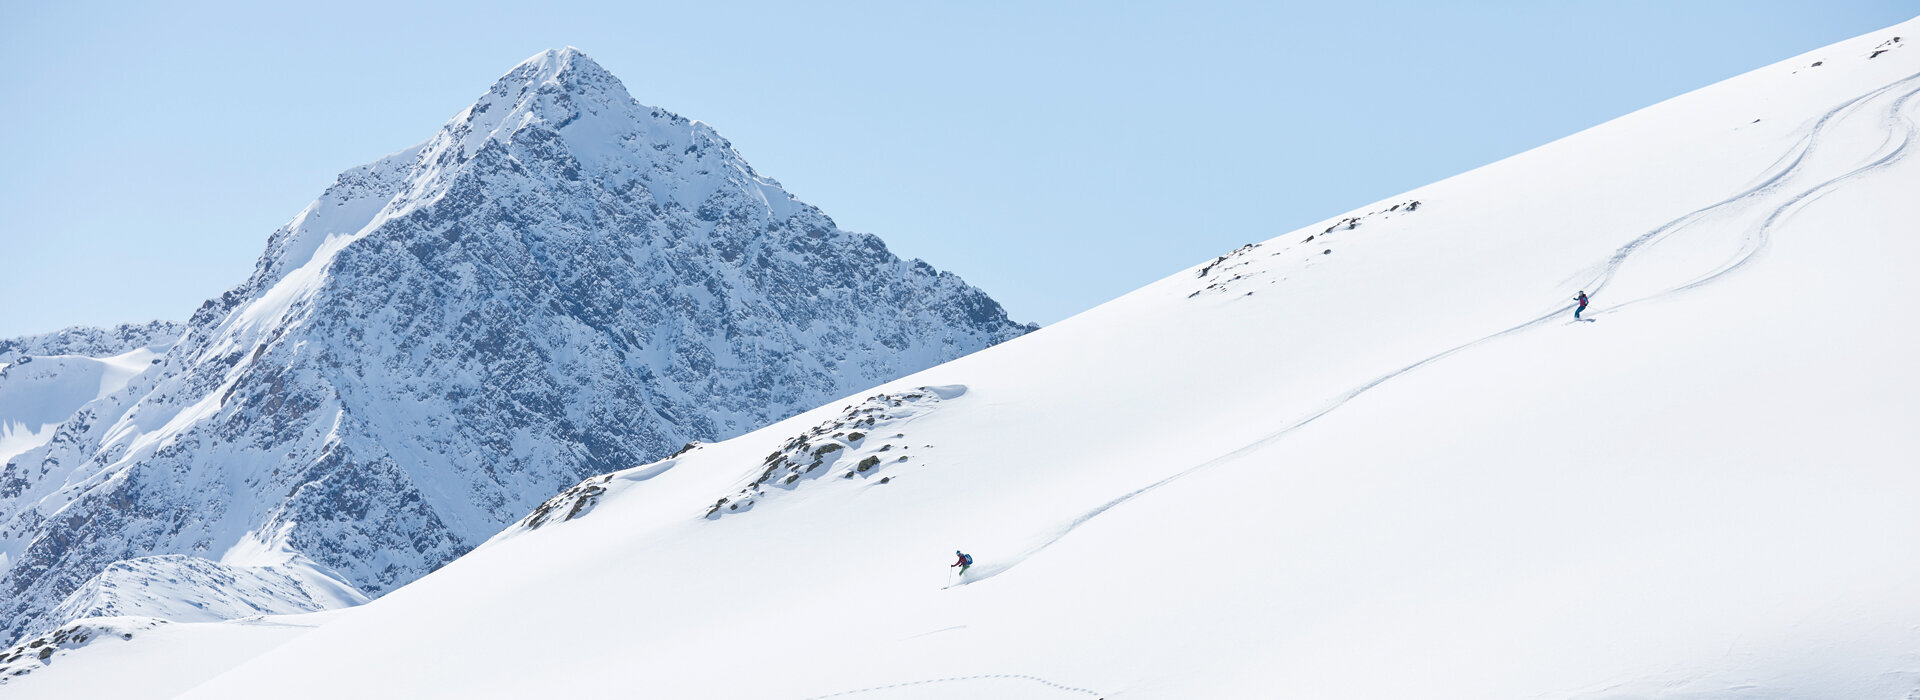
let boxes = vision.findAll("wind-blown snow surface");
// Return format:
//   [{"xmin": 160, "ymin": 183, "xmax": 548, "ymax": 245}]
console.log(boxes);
[
  {"xmin": 19, "ymin": 20, "xmax": 1920, "ymax": 699},
  {"xmin": 0, "ymin": 48, "xmax": 1030, "ymax": 647}
]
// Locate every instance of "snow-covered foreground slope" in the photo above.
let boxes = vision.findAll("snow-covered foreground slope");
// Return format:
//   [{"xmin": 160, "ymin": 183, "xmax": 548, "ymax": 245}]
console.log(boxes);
[{"xmin": 19, "ymin": 19, "xmax": 1920, "ymax": 700}]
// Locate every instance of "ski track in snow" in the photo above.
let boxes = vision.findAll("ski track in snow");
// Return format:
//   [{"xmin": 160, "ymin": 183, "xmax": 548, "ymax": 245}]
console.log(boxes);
[
  {"xmin": 1598, "ymin": 69, "xmax": 1920, "ymax": 306},
  {"xmin": 799, "ymin": 673, "xmax": 1103, "ymax": 699},
  {"xmin": 969, "ymin": 69, "xmax": 1920, "ymax": 585}
]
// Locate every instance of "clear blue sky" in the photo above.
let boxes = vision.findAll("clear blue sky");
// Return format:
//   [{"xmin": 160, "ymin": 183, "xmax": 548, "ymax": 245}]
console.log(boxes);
[{"xmin": 1, "ymin": 1, "xmax": 1913, "ymax": 337}]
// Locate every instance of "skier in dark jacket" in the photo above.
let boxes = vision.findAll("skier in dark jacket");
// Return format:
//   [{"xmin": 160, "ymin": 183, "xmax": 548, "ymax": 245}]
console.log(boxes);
[
  {"xmin": 952, "ymin": 550, "xmax": 972, "ymax": 576},
  {"xmin": 1574, "ymin": 291, "xmax": 1590, "ymax": 319}
]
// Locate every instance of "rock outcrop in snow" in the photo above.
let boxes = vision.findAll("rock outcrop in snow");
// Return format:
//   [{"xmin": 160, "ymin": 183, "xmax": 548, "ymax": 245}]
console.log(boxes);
[{"xmin": 0, "ymin": 47, "xmax": 1031, "ymax": 644}]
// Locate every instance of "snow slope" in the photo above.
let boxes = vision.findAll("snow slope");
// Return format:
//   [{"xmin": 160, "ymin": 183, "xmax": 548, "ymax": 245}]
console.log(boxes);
[
  {"xmin": 20, "ymin": 17, "xmax": 1920, "ymax": 700},
  {"xmin": 0, "ymin": 49, "xmax": 1030, "ymax": 645}
]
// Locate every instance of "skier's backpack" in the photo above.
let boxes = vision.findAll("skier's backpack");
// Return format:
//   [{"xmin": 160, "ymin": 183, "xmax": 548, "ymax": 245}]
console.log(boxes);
[{"xmin": 961, "ymin": 553, "xmax": 973, "ymax": 566}]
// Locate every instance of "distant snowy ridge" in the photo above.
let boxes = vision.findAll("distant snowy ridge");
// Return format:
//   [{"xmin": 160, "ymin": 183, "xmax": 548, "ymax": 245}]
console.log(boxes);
[
  {"xmin": 0, "ymin": 321, "xmax": 183, "ymax": 365},
  {"xmin": 0, "ymin": 616, "xmax": 167, "ymax": 685},
  {"xmin": 0, "ymin": 47, "xmax": 1030, "ymax": 645},
  {"xmin": 46, "ymin": 555, "xmax": 366, "ymax": 627},
  {"xmin": 65, "ymin": 18, "xmax": 1917, "ymax": 700},
  {"xmin": 0, "ymin": 323, "xmax": 182, "ymax": 498}
]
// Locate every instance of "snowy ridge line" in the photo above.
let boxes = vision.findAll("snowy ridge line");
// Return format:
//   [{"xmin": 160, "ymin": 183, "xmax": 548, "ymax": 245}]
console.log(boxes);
[
  {"xmin": 798, "ymin": 673, "xmax": 1102, "ymax": 699},
  {"xmin": 707, "ymin": 387, "xmax": 957, "ymax": 518},
  {"xmin": 1592, "ymin": 69, "xmax": 1920, "ymax": 310},
  {"xmin": 40, "ymin": 554, "xmax": 368, "ymax": 630},
  {"xmin": 0, "ymin": 322, "xmax": 184, "ymax": 364},
  {"xmin": 978, "ymin": 66, "xmax": 1920, "ymax": 583}
]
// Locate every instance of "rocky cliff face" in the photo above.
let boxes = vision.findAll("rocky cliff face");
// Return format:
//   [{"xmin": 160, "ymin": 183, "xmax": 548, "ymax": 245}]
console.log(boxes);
[{"xmin": 0, "ymin": 48, "xmax": 1032, "ymax": 644}]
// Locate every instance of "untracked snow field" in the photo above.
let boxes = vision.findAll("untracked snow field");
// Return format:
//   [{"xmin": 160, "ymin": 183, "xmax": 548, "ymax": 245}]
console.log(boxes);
[{"xmin": 11, "ymin": 17, "xmax": 1920, "ymax": 700}]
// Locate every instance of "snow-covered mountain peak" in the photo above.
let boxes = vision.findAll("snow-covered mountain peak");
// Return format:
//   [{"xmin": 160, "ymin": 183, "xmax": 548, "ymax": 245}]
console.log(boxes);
[
  {"xmin": 425, "ymin": 47, "xmax": 741, "ymax": 187},
  {"xmin": 502, "ymin": 46, "xmax": 602, "ymax": 86},
  {"xmin": 213, "ymin": 48, "xmax": 770, "ymax": 355},
  {"xmin": 0, "ymin": 47, "xmax": 1031, "ymax": 646},
  {"xmin": 449, "ymin": 47, "xmax": 628, "ymax": 153}
]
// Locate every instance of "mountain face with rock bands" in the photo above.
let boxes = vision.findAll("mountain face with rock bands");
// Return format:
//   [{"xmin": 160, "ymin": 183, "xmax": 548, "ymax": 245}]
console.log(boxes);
[{"xmin": 0, "ymin": 48, "xmax": 1032, "ymax": 644}]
